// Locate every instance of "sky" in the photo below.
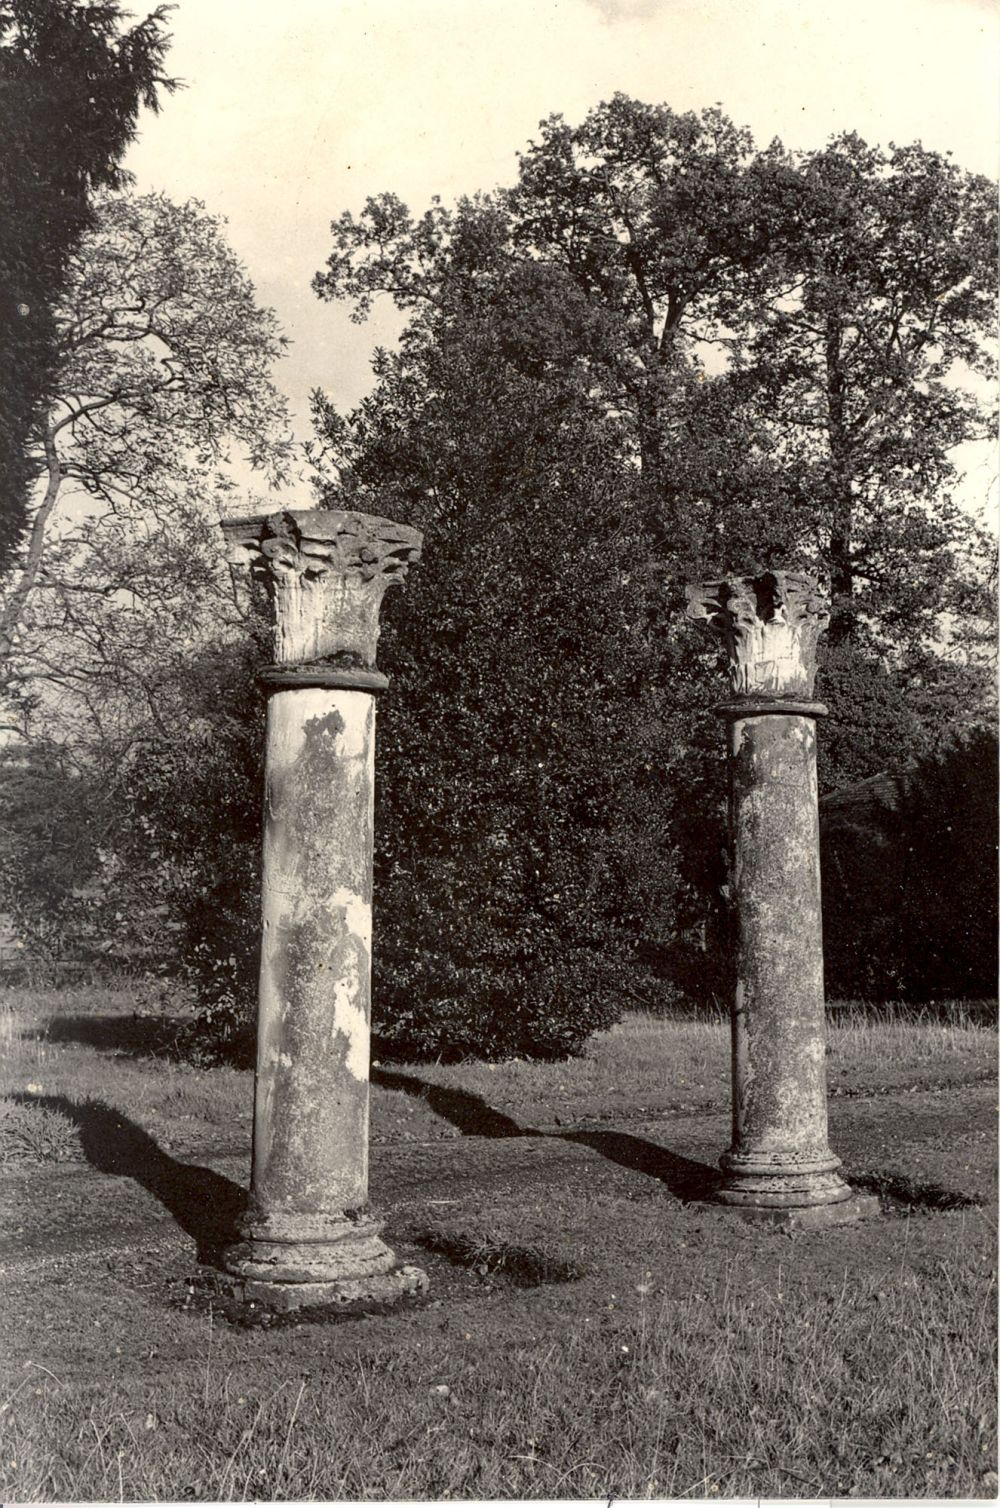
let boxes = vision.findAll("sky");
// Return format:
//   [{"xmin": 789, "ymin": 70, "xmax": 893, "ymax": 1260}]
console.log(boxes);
[{"xmin": 123, "ymin": 0, "xmax": 999, "ymax": 510}]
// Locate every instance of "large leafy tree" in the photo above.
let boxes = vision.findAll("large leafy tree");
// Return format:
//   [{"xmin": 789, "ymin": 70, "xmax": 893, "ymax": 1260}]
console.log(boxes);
[
  {"xmin": 0, "ymin": 0, "xmax": 175, "ymax": 559},
  {"xmin": 0, "ymin": 192, "xmax": 292, "ymax": 966},
  {"xmin": 310, "ymin": 285, "xmax": 682, "ymax": 1059},
  {"xmin": 0, "ymin": 191, "xmax": 293, "ymax": 707},
  {"xmin": 310, "ymin": 97, "xmax": 997, "ymax": 1036},
  {"xmin": 314, "ymin": 98, "xmax": 807, "ymax": 573},
  {"xmin": 736, "ymin": 132, "xmax": 997, "ymax": 648},
  {"xmin": 317, "ymin": 97, "xmax": 996, "ymax": 654}
]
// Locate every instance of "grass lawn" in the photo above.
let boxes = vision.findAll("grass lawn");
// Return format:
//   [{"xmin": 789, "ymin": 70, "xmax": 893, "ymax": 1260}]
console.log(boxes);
[{"xmin": 0, "ymin": 983, "xmax": 996, "ymax": 1501}]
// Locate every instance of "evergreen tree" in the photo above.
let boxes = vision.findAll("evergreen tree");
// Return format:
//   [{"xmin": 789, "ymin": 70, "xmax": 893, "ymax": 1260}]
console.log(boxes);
[{"xmin": 0, "ymin": 0, "xmax": 175, "ymax": 557}]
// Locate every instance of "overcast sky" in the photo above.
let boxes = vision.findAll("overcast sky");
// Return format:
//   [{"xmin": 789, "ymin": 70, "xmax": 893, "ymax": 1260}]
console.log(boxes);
[{"xmin": 123, "ymin": 0, "xmax": 999, "ymax": 508}]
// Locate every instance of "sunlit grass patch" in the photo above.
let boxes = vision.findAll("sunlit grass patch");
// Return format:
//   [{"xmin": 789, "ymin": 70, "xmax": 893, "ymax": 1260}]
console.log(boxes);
[
  {"xmin": 404, "ymin": 1000, "xmax": 996, "ymax": 1128},
  {"xmin": 0, "ymin": 985, "xmax": 250, "ymax": 1148},
  {"xmin": 828, "ymin": 999, "xmax": 997, "ymax": 1065},
  {"xmin": 0, "ymin": 985, "xmax": 995, "ymax": 1155}
]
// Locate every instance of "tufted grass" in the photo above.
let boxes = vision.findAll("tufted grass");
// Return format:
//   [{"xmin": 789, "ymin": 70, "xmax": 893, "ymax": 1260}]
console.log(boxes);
[{"xmin": 1, "ymin": 1247, "xmax": 995, "ymax": 1501}]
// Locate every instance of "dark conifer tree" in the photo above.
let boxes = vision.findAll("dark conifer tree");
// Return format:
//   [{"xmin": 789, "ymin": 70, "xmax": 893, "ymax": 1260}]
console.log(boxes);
[{"xmin": 0, "ymin": 0, "xmax": 175, "ymax": 557}]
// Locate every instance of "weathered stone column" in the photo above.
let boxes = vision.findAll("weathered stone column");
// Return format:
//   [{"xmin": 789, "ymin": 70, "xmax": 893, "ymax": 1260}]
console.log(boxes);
[
  {"xmin": 685, "ymin": 571, "xmax": 876, "ymax": 1226},
  {"xmin": 218, "ymin": 507, "xmax": 428, "ymax": 1307}
]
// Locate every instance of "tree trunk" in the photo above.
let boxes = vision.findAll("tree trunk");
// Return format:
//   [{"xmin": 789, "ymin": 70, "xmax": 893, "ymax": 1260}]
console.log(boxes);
[
  {"xmin": 0, "ymin": 421, "xmax": 62, "ymax": 674},
  {"xmin": 825, "ymin": 317, "xmax": 854, "ymax": 644},
  {"xmin": 638, "ymin": 299, "xmax": 684, "ymax": 543}
]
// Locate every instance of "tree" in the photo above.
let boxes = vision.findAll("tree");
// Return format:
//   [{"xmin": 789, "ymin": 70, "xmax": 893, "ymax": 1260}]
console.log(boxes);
[
  {"xmin": 312, "ymin": 97, "xmax": 997, "ymax": 1032},
  {"xmin": 316, "ymin": 98, "xmax": 997, "ymax": 653},
  {"xmin": 0, "ymin": 0, "xmax": 176, "ymax": 558},
  {"xmin": 0, "ymin": 191, "xmax": 293, "ymax": 979},
  {"xmin": 735, "ymin": 132, "xmax": 997, "ymax": 648},
  {"xmin": 310, "ymin": 291, "xmax": 682, "ymax": 1060},
  {"xmin": 314, "ymin": 99, "xmax": 806, "ymax": 571},
  {"xmin": 0, "ymin": 191, "xmax": 294, "ymax": 713}
]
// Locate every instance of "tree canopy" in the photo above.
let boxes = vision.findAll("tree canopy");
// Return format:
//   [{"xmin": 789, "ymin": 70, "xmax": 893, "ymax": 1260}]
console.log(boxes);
[
  {"xmin": 305, "ymin": 96, "xmax": 996, "ymax": 1045},
  {"xmin": 0, "ymin": 191, "xmax": 293, "ymax": 719},
  {"xmin": 316, "ymin": 96, "xmax": 997, "ymax": 655},
  {"xmin": 0, "ymin": 0, "xmax": 175, "ymax": 559},
  {"xmin": 735, "ymin": 132, "xmax": 997, "ymax": 646}
]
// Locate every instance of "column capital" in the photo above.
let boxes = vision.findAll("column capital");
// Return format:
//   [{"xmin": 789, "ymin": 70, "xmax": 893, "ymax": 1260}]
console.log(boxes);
[
  {"xmin": 222, "ymin": 508, "xmax": 422, "ymax": 670},
  {"xmin": 685, "ymin": 570, "xmax": 829, "ymax": 700}
]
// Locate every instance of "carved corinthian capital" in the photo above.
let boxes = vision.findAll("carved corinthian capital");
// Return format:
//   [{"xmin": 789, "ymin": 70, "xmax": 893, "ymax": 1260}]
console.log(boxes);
[
  {"xmin": 222, "ymin": 508, "xmax": 423, "ymax": 668},
  {"xmin": 685, "ymin": 571, "xmax": 830, "ymax": 699}
]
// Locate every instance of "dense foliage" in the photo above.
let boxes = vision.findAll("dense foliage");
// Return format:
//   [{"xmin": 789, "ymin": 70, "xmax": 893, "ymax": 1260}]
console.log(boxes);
[
  {"xmin": 0, "ymin": 742, "xmax": 108, "ymax": 962},
  {"xmin": 0, "ymin": 0, "xmax": 174, "ymax": 558},
  {"xmin": 103, "ymin": 641, "xmax": 266, "ymax": 1062},
  {"xmin": 335, "ymin": 354, "xmax": 678, "ymax": 1059},
  {"xmin": 2, "ymin": 97, "xmax": 995, "ymax": 1062},
  {"xmin": 306, "ymin": 97, "xmax": 996, "ymax": 1047},
  {"xmin": 821, "ymin": 726, "xmax": 998, "ymax": 1000}
]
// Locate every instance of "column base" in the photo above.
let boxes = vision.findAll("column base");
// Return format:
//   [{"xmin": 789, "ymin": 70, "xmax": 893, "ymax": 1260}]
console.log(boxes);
[
  {"xmin": 216, "ymin": 1266, "xmax": 430, "ymax": 1313},
  {"xmin": 716, "ymin": 1149, "xmax": 853, "ymax": 1209},
  {"xmin": 218, "ymin": 1208, "xmax": 429, "ymax": 1309},
  {"xmin": 723, "ymin": 1193, "xmax": 881, "ymax": 1230}
]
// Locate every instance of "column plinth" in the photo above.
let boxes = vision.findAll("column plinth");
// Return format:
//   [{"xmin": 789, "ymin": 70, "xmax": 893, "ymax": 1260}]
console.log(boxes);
[
  {"xmin": 217, "ymin": 508, "xmax": 428, "ymax": 1307},
  {"xmin": 686, "ymin": 572, "xmax": 876, "ymax": 1223}
]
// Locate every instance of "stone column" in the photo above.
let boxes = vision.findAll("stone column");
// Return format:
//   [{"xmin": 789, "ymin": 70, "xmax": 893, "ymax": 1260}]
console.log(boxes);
[
  {"xmin": 685, "ymin": 571, "xmax": 877, "ymax": 1227},
  {"xmin": 218, "ymin": 507, "xmax": 429, "ymax": 1307}
]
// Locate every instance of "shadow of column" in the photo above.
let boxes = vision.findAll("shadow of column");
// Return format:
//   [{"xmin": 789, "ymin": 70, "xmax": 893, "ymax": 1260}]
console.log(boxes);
[
  {"xmin": 17, "ymin": 1094, "xmax": 248, "ymax": 1263},
  {"xmin": 559, "ymin": 1129, "xmax": 721, "ymax": 1200},
  {"xmin": 373, "ymin": 1067, "xmax": 537, "ymax": 1138},
  {"xmin": 372, "ymin": 1068, "xmax": 720, "ymax": 1202}
]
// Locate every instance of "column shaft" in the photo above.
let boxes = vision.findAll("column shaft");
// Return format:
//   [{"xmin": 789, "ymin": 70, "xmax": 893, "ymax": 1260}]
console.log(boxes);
[
  {"xmin": 720, "ymin": 710, "xmax": 847, "ymax": 1206},
  {"xmin": 254, "ymin": 687, "xmax": 374, "ymax": 1217}
]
